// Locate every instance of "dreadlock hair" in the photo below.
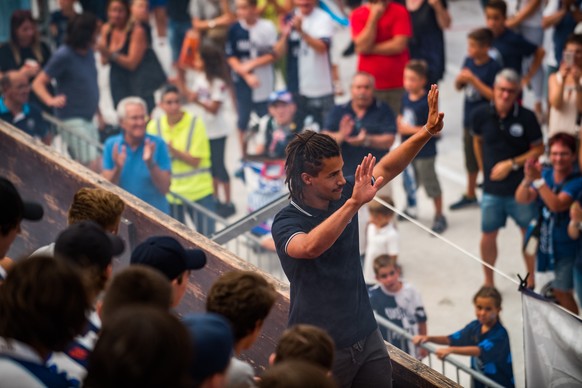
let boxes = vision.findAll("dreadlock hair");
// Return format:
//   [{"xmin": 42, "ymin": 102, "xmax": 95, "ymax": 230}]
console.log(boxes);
[{"xmin": 284, "ymin": 131, "xmax": 341, "ymax": 202}]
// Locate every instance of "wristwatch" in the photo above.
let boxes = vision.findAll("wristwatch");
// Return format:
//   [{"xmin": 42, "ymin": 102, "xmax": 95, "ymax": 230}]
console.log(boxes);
[
  {"xmin": 511, "ymin": 158, "xmax": 520, "ymax": 171},
  {"xmin": 532, "ymin": 178, "xmax": 545, "ymax": 189},
  {"xmin": 207, "ymin": 19, "xmax": 216, "ymax": 29}
]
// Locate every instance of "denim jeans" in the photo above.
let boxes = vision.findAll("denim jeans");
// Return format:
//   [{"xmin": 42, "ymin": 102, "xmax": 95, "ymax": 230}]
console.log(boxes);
[
  {"xmin": 402, "ymin": 164, "xmax": 417, "ymax": 208},
  {"xmin": 168, "ymin": 19, "xmax": 192, "ymax": 63}
]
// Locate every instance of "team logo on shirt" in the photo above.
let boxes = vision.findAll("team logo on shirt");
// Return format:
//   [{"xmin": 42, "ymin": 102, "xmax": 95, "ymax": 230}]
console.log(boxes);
[{"xmin": 509, "ymin": 123, "xmax": 523, "ymax": 137}]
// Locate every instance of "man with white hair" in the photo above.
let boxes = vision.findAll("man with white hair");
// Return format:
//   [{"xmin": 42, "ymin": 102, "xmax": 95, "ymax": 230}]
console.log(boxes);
[
  {"xmin": 472, "ymin": 68, "xmax": 544, "ymax": 289},
  {"xmin": 102, "ymin": 97, "xmax": 172, "ymax": 213}
]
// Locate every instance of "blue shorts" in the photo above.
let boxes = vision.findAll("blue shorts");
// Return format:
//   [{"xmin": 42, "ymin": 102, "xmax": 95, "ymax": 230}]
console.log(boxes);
[
  {"xmin": 234, "ymin": 82, "xmax": 268, "ymax": 131},
  {"xmin": 553, "ymin": 256, "xmax": 575, "ymax": 291},
  {"xmin": 481, "ymin": 193, "xmax": 537, "ymax": 233}
]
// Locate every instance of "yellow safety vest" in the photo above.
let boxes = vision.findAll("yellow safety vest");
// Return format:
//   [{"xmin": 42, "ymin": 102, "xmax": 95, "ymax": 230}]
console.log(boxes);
[{"xmin": 146, "ymin": 112, "xmax": 213, "ymax": 203}]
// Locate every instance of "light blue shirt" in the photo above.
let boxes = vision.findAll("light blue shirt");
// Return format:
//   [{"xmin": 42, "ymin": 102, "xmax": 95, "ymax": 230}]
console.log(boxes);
[{"xmin": 103, "ymin": 133, "xmax": 171, "ymax": 213}]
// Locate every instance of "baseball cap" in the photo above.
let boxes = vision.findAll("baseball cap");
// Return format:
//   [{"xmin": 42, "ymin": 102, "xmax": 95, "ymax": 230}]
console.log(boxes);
[
  {"xmin": 268, "ymin": 90, "xmax": 293, "ymax": 105},
  {"xmin": 55, "ymin": 221, "xmax": 125, "ymax": 270},
  {"xmin": 0, "ymin": 177, "xmax": 43, "ymax": 225},
  {"xmin": 130, "ymin": 236, "xmax": 206, "ymax": 280},
  {"xmin": 182, "ymin": 313, "xmax": 234, "ymax": 381}
]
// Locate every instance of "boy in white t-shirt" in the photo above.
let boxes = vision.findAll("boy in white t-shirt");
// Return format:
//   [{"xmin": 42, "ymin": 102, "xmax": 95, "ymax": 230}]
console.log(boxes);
[
  {"xmin": 368, "ymin": 255, "xmax": 428, "ymax": 360},
  {"xmin": 363, "ymin": 195, "xmax": 399, "ymax": 286}
]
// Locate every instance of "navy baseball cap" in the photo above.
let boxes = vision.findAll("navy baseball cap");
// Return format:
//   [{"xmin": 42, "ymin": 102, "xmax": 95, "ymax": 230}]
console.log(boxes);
[
  {"xmin": 268, "ymin": 90, "xmax": 293, "ymax": 105},
  {"xmin": 0, "ymin": 177, "xmax": 43, "ymax": 225},
  {"xmin": 55, "ymin": 221, "xmax": 125, "ymax": 270},
  {"xmin": 130, "ymin": 236, "xmax": 206, "ymax": 280},
  {"xmin": 182, "ymin": 313, "xmax": 234, "ymax": 381}
]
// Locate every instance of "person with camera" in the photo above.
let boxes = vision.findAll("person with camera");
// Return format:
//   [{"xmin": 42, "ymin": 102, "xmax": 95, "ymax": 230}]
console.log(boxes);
[{"xmin": 547, "ymin": 33, "xmax": 582, "ymax": 138}]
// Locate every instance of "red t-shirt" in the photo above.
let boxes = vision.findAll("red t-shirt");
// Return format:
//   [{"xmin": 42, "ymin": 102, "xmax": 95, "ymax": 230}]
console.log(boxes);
[{"xmin": 351, "ymin": 3, "xmax": 412, "ymax": 90}]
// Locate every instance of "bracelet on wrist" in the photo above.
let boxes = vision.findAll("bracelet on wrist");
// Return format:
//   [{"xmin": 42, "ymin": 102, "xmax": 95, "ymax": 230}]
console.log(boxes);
[
  {"xmin": 532, "ymin": 178, "xmax": 545, "ymax": 189},
  {"xmin": 207, "ymin": 19, "xmax": 216, "ymax": 29},
  {"xmin": 521, "ymin": 179, "xmax": 532, "ymax": 187},
  {"xmin": 423, "ymin": 125, "xmax": 435, "ymax": 136}
]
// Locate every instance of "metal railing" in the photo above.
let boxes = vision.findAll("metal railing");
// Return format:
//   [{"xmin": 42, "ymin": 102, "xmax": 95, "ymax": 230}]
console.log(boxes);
[
  {"xmin": 41, "ymin": 113, "xmax": 290, "ymax": 281},
  {"xmin": 374, "ymin": 314, "xmax": 505, "ymax": 388},
  {"xmin": 40, "ymin": 114, "xmax": 506, "ymax": 383}
]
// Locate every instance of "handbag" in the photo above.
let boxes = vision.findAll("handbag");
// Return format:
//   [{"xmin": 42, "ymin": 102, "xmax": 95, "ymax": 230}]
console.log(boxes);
[{"xmin": 130, "ymin": 48, "xmax": 167, "ymax": 97}]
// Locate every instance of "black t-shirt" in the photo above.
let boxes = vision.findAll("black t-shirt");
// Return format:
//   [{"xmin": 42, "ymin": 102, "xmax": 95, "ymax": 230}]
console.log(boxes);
[
  {"xmin": 271, "ymin": 176, "xmax": 378, "ymax": 349},
  {"xmin": 167, "ymin": 0, "xmax": 191, "ymax": 22},
  {"xmin": 472, "ymin": 103, "xmax": 543, "ymax": 196}
]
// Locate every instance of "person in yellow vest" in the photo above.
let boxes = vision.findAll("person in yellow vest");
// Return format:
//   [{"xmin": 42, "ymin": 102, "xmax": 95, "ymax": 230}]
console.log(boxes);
[{"xmin": 147, "ymin": 84, "xmax": 216, "ymax": 235}]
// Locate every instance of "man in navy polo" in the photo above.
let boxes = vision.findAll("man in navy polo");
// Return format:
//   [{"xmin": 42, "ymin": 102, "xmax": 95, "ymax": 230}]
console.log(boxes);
[
  {"xmin": 272, "ymin": 85, "xmax": 444, "ymax": 388},
  {"xmin": 322, "ymin": 71, "xmax": 396, "ymax": 176},
  {"xmin": 0, "ymin": 71, "xmax": 50, "ymax": 144},
  {"xmin": 472, "ymin": 68, "xmax": 544, "ymax": 289}
]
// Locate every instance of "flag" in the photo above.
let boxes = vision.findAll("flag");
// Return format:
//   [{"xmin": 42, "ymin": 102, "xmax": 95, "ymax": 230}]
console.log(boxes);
[{"xmin": 522, "ymin": 289, "xmax": 582, "ymax": 386}]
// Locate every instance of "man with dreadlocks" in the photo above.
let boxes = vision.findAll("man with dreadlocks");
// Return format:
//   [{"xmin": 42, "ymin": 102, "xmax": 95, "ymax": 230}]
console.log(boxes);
[{"xmin": 271, "ymin": 85, "xmax": 444, "ymax": 388}]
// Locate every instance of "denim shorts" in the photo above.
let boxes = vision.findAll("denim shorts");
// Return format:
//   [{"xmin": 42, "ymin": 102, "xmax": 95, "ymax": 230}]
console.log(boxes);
[
  {"xmin": 481, "ymin": 193, "xmax": 537, "ymax": 232},
  {"xmin": 553, "ymin": 256, "xmax": 575, "ymax": 291}
]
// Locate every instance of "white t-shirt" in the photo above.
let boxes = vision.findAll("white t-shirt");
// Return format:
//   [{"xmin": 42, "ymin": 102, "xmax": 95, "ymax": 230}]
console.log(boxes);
[
  {"xmin": 297, "ymin": 8, "xmax": 334, "ymax": 98},
  {"xmin": 185, "ymin": 71, "xmax": 233, "ymax": 139},
  {"xmin": 363, "ymin": 222, "xmax": 399, "ymax": 284}
]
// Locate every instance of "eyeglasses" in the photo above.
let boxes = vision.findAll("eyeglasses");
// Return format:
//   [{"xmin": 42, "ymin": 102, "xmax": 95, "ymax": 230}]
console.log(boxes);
[{"xmin": 496, "ymin": 87, "xmax": 518, "ymax": 95}]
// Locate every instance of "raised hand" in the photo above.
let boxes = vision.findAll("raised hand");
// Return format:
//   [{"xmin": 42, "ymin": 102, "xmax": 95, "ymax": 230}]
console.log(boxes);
[
  {"xmin": 351, "ymin": 153, "xmax": 384, "ymax": 206},
  {"xmin": 143, "ymin": 138, "xmax": 156, "ymax": 166},
  {"xmin": 113, "ymin": 143, "xmax": 127, "ymax": 169},
  {"xmin": 345, "ymin": 129, "xmax": 367, "ymax": 146},
  {"xmin": 426, "ymin": 84, "xmax": 445, "ymax": 135},
  {"xmin": 523, "ymin": 158, "xmax": 542, "ymax": 181},
  {"xmin": 339, "ymin": 114, "xmax": 355, "ymax": 139}
]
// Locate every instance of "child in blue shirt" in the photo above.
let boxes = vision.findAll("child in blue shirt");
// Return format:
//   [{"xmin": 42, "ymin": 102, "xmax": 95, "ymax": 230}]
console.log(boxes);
[
  {"xmin": 450, "ymin": 27, "xmax": 501, "ymax": 211},
  {"xmin": 414, "ymin": 286, "xmax": 514, "ymax": 388}
]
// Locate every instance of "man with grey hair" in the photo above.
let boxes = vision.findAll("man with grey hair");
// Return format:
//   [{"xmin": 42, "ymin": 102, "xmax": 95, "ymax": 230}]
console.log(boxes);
[
  {"xmin": 472, "ymin": 68, "xmax": 544, "ymax": 289},
  {"xmin": 322, "ymin": 71, "xmax": 396, "ymax": 176},
  {"xmin": 102, "ymin": 97, "xmax": 172, "ymax": 214}
]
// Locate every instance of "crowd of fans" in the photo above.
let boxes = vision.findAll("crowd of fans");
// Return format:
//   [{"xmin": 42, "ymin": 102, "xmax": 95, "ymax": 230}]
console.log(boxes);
[{"xmin": 2, "ymin": 0, "xmax": 582, "ymax": 386}]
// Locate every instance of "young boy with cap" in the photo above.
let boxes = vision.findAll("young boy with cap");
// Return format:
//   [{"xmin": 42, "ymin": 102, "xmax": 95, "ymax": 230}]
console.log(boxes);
[
  {"xmin": 247, "ymin": 90, "xmax": 299, "ymax": 159},
  {"xmin": 0, "ymin": 176, "xmax": 43, "ymax": 279},
  {"xmin": 48, "ymin": 220, "xmax": 125, "ymax": 386},
  {"xmin": 130, "ymin": 236, "xmax": 207, "ymax": 307},
  {"xmin": 182, "ymin": 312, "xmax": 235, "ymax": 388}
]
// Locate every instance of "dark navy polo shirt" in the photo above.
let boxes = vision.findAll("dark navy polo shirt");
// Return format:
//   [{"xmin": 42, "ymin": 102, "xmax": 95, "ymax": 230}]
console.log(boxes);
[
  {"xmin": 0, "ymin": 97, "xmax": 49, "ymax": 139},
  {"xmin": 271, "ymin": 176, "xmax": 378, "ymax": 349},
  {"xmin": 490, "ymin": 29, "xmax": 537, "ymax": 74},
  {"xmin": 471, "ymin": 103, "xmax": 542, "ymax": 196},
  {"xmin": 461, "ymin": 57, "xmax": 501, "ymax": 128},
  {"xmin": 324, "ymin": 99, "xmax": 396, "ymax": 175},
  {"xmin": 400, "ymin": 92, "xmax": 438, "ymax": 159}
]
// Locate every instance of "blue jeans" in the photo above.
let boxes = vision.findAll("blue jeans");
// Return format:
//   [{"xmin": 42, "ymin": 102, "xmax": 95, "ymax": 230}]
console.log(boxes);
[
  {"xmin": 168, "ymin": 19, "xmax": 191, "ymax": 63},
  {"xmin": 481, "ymin": 193, "xmax": 537, "ymax": 232},
  {"xmin": 402, "ymin": 164, "xmax": 417, "ymax": 208}
]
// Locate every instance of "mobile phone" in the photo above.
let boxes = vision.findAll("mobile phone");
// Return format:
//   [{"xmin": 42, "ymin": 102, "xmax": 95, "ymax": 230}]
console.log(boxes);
[{"xmin": 564, "ymin": 51, "xmax": 575, "ymax": 67}]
